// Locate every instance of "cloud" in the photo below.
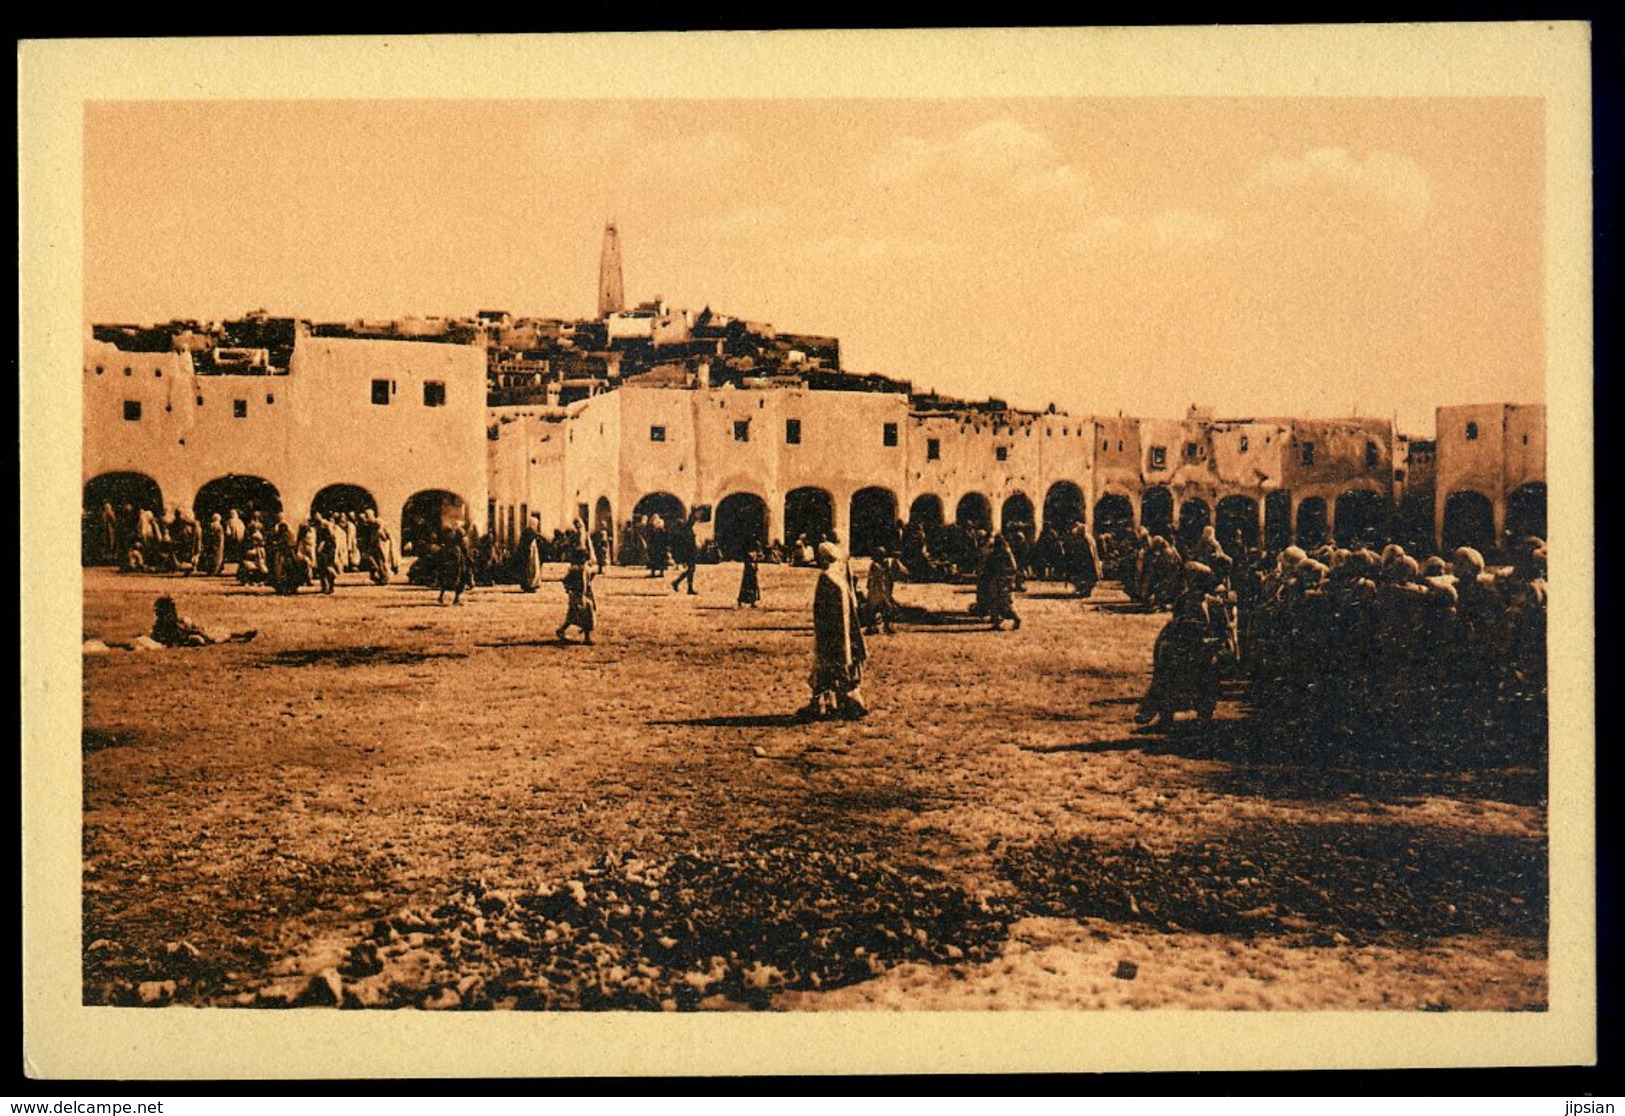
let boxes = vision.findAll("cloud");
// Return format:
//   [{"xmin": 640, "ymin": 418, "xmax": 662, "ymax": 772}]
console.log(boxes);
[
  {"xmin": 869, "ymin": 119, "xmax": 1093, "ymax": 209},
  {"xmin": 1147, "ymin": 209, "xmax": 1227, "ymax": 246},
  {"xmin": 1245, "ymin": 148, "xmax": 1431, "ymax": 228},
  {"xmin": 801, "ymin": 235, "xmax": 958, "ymax": 265},
  {"xmin": 711, "ymin": 206, "xmax": 788, "ymax": 235},
  {"xmin": 1069, "ymin": 210, "xmax": 1225, "ymax": 250}
]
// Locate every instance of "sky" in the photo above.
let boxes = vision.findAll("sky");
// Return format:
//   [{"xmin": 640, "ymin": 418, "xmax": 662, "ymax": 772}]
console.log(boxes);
[{"xmin": 84, "ymin": 97, "xmax": 1546, "ymax": 436}]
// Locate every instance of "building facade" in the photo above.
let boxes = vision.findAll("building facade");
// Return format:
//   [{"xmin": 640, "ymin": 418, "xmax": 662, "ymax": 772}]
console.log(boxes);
[
  {"xmin": 85, "ymin": 331, "xmax": 1546, "ymax": 564},
  {"xmin": 1433, "ymin": 403, "xmax": 1548, "ymax": 549},
  {"xmin": 84, "ymin": 334, "xmax": 489, "ymax": 554}
]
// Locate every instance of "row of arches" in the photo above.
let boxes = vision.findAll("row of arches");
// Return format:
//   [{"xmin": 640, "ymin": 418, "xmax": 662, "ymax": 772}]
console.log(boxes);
[
  {"xmin": 632, "ymin": 481, "xmax": 1549, "ymax": 561},
  {"xmin": 90, "ymin": 471, "xmax": 1546, "ymax": 567},
  {"xmin": 82, "ymin": 471, "xmax": 470, "ymax": 559}
]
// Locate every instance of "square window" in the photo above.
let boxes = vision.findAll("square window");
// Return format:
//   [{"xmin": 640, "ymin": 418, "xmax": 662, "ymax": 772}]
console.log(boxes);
[
  {"xmin": 371, "ymin": 379, "xmax": 391, "ymax": 406},
  {"xmin": 153, "ymin": 368, "xmax": 162, "ymax": 378},
  {"xmin": 883, "ymin": 422, "xmax": 899, "ymax": 447},
  {"xmin": 1184, "ymin": 442, "xmax": 1199, "ymax": 460},
  {"xmin": 233, "ymin": 399, "xmax": 248, "ymax": 418},
  {"xmin": 995, "ymin": 446, "xmax": 1009, "ymax": 462},
  {"xmin": 1240, "ymin": 436, "xmax": 1250, "ymax": 452},
  {"xmin": 195, "ymin": 395, "xmax": 204, "ymax": 407},
  {"xmin": 266, "ymin": 393, "xmax": 275, "ymax": 405},
  {"xmin": 1149, "ymin": 446, "xmax": 1167, "ymax": 470},
  {"xmin": 733, "ymin": 420, "xmax": 750, "ymax": 442},
  {"xmin": 1364, "ymin": 441, "xmax": 1379, "ymax": 467},
  {"xmin": 1465, "ymin": 421, "xmax": 1479, "ymax": 441},
  {"xmin": 1300, "ymin": 442, "xmax": 1316, "ymax": 466},
  {"xmin": 122, "ymin": 400, "xmax": 141, "ymax": 421},
  {"xmin": 926, "ymin": 438, "xmax": 941, "ymax": 461},
  {"xmin": 1102, "ymin": 440, "xmax": 1109, "ymax": 452},
  {"xmin": 424, "ymin": 381, "xmax": 447, "ymax": 407},
  {"xmin": 1117, "ymin": 441, "xmax": 1124, "ymax": 452},
  {"xmin": 650, "ymin": 426, "xmax": 667, "ymax": 443},
  {"xmin": 786, "ymin": 418, "xmax": 802, "ymax": 445},
  {"xmin": 1522, "ymin": 434, "xmax": 1530, "ymax": 445}
]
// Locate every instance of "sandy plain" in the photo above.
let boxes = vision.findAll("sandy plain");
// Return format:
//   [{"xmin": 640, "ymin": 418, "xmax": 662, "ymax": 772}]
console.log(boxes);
[{"xmin": 79, "ymin": 562, "xmax": 1548, "ymax": 1011}]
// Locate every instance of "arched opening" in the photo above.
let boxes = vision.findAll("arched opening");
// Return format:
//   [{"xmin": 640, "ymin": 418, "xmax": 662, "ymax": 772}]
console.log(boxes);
[
  {"xmin": 1177, "ymin": 498, "xmax": 1211, "ymax": 549},
  {"xmin": 1141, "ymin": 486, "xmax": 1174, "ymax": 538},
  {"xmin": 194, "ymin": 474, "xmax": 283, "ymax": 528},
  {"xmin": 849, "ymin": 487, "xmax": 899, "ymax": 557},
  {"xmin": 594, "ymin": 496, "xmax": 614, "ymax": 535},
  {"xmin": 1093, "ymin": 493, "xmax": 1135, "ymax": 541},
  {"xmin": 1506, "ymin": 482, "xmax": 1547, "ymax": 542},
  {"xmin": 1215, "ymin": 495, "xmax": 1260, "ymax": 552},
  {"xmin": 1043, "ymin": 481, "xmax": 1087, "ymax": 534},
  {"xmin": 1295, "ymin": 496, "xmax": 1329, "ymax": 548},
  {"xmin": 908, "ymin": 493, "xmax": 944, "ymax": 531},
  {"xmin": 1264, "ymin": 491, "xmax": 1293, "ymax": 551},
  {"xmin": 633, "ymin": 492, "xmax": 686, "ymax": 527},
  {"xmin": 714, "ymin": 492, "xmax": 769, "ymax": 560},
  {"xmin": 1442, "ymin": 490, "xmax": 1496, "ymax": 554},
  {"xmin": 83, "ymin": 472, "xmax": 164, "ymax": 565},
  {"xmin": 1394, "ymin": 493, "xmax": 1435, "ymax": 556},
  {"xmin": 955, "ymin": 492, "xmax": 992, "ymax": 532},
  {"xmin": 84, "ymin": 471, "xmax": 164, "ymax": 516},
  {"xmin": 1334, "ymin": 489, "xmax": 1388, "ymax": 548},
  {"xmin": 1000, "ymin": 492, "xmax": 1035, "ymax": 538},
  {"xmin": 401, "ymin": 489, "xmax": 466, "ymax": 557},
  {"xmin": 784, "ymin": 487, "xmax": 834, "ymax": 546},
  {"xmin": 310, "ymin": 483, "xmax": 377, "ymax": 521}
]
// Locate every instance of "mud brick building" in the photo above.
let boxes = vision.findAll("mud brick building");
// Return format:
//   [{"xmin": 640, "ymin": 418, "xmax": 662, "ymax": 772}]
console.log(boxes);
[{"xmin": 83, "ymin": 299, "xmax": 1544, "ymax": 561}]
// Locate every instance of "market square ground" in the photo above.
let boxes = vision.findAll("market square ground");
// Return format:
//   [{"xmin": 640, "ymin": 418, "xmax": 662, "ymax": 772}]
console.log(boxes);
[{"xmin": 81, "ymin": 563, "xmax": 1547, "ymax": 1010}]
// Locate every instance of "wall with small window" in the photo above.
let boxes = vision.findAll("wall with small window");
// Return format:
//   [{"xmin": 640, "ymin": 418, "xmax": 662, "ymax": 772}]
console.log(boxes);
[
  {"xmin": 1433, "ymin": 402, "xmax": 1546, "ymax": 522},
  {"xmin": 1502, "ymin": 404, "xmax": 1547, "ymax": 491},
  {"xmin": 1134, "ymin": 417, "xmax": 1215, "ymax": 494},
  {"xmin": 84, "ymin": 341, "xmax": 199, "ymax": 489},
  {"xmin": 1277, "ymin": 416, "xmax": 1397, "ymax": 507},
  {"xmin": 777, "ymin": 387, "xmax": 909, "ymax": 504},
  {"xmin": 1209, "ymin": 422, "xmax": 1287, "ymax": 492}
]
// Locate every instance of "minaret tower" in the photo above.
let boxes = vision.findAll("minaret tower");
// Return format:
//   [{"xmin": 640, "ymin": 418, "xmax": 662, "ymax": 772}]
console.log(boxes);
[{"xmin": 597, "ymin": 220, "xmax": 625, "ymax": 319}]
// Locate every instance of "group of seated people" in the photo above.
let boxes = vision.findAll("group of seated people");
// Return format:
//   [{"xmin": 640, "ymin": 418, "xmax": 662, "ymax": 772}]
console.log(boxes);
[{"xmin": 1133, "ymin": 523, "xmax": 1549, "ymax": 745}]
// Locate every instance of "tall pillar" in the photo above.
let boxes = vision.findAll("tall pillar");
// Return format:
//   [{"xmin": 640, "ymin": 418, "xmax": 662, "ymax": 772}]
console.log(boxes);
[
  {"xmin": 1255, "ymin": 496, "xmax": 1266, "ymax": 546},
  {"xmin": 1493, "ymin": 496, "xmax": 1507, "ymax": 552},
  {"xmin": 766, "ymin": 493, "xmax": 785, "ymax": 547},
  {"xmin": 991, "ymin": 499, "xmax": 1004, "ymax": 536},
  {"xmin": 832, "ymin": 490, "xmax": 851, "ymax": 545},
  {"xmin": 1325, "ymin": 495, "xmax": 1338, "ymax": 544},
  {"xmin": 1288, "ymin": 496, "xmax": 1301, "ymax": 547}
]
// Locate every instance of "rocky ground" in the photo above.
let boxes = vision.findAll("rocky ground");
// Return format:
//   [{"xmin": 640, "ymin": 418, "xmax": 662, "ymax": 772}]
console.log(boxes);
[{"xmin": 80, "ymin": 562, "xmax": 1548, "ymax": 1011}]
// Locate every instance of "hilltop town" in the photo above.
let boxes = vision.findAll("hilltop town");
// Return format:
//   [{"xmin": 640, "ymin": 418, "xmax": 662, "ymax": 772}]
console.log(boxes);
[{"xmin": 85, "ymin": 226, "xmax": 1545, "ymax": 568}]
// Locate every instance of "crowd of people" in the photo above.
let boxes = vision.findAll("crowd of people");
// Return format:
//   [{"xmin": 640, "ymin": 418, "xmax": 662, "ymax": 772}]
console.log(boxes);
[
  {"xmin": 87, "ymin": 496, "xmax": 1549, "ymax": 744},
  {"xmin": 1127, "ymin": 522, "xmax": 1549, "ymax": 746}
]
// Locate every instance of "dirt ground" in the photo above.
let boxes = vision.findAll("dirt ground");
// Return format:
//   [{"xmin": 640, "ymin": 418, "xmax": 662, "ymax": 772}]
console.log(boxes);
[{"xmin": 79, "ymin": 562, "xmax": 1548, "ymax": 1011}]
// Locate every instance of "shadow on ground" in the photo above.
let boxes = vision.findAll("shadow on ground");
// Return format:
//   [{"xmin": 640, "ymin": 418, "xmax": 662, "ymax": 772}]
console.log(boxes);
[
  {"xmin": 999, "ymin": 818, "xmax": 1548, "ymax": 946},
  {"xmin": 256, "ymin": 647, "xmax": 469, "ymax": 669},
  {"xmin": 649, "ymin": 713, "xmax": 808, "ymax": 729},
  {"xmin": 1025, "ymin": 694, "xmax": 1547, "ymax": 808}
]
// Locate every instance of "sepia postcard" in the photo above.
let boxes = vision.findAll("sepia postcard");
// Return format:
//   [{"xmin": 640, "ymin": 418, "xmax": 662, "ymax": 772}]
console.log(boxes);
[{"xmin": 20, "ymin": 25, "xmax": 1594, "ymax": 1078}]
